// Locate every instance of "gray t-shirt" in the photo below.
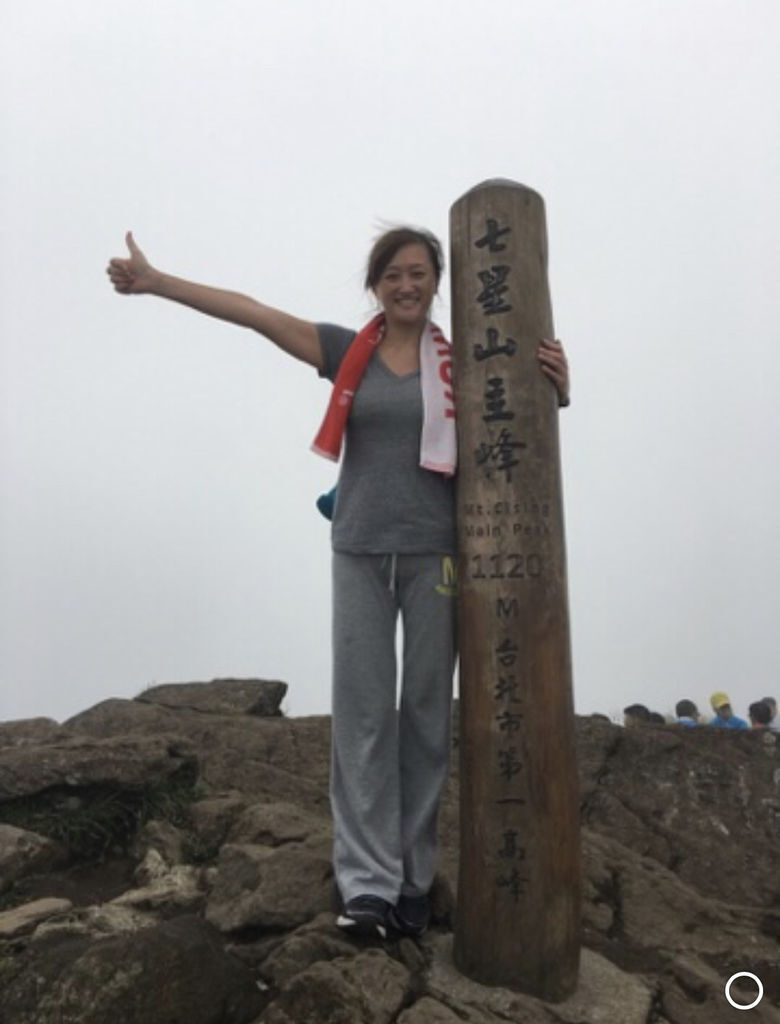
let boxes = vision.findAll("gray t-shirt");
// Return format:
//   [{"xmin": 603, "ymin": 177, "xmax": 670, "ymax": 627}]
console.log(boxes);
[{"xmin": 317, "ymin": 323, "xmax": 456, "ymax": 554}]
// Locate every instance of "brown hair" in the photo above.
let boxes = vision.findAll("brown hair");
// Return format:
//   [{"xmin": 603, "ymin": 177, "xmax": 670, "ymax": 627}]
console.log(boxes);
[{"xmin": 364, "ymin": 226, "xmax": 444, "ymax": 291}]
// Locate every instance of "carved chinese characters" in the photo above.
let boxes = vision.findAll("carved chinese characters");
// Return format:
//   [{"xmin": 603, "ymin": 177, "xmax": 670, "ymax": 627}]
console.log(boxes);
[{"xmin": 450, "ymin": 180, "xmax": 580, "ymax": 1001}]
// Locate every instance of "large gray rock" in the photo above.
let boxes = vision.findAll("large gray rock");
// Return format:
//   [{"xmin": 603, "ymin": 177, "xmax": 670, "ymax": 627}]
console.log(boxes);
[
  {"xmin": 398, "ymin": 997, "xmax": 470, "ymax": 1023},
  {"xmin": 657, "ymin": 953, "xmax": 780, "ymax": 1024},
  {"xmin": 0, "ymin": 914, "xmax": 265, "ymax": 1024},
  {"xmin": 0, "ymin": 897, "xmax": 73, "ymax": 939},
  {"xmin": 131, "ymin": 818, "xmax": 186, "ymax": 868},
  {"xmin": 0, "ymin": 719, "xmax": 65, "ymax": 748},
  {"xmin": 577, "ymin": 717, "xmax": 780, "ymax": 907},
  {"xmin": 258, "ymin": 948, "xmax": 410, "ymax": 1024},
  {"xmin": 189, "ymin": 791, "xmax": 248, "ymax": 857},
  {"xmin": 111, "ymin": 849, "xmax": 205, "ymax": 914},
  {"xmin": 65, "ymin": 697, "xmax": 180, "ymax": 734},
  {"xmin": 206, "ymin": 838, "xmax": 334, "ymax": 933},
  {"xmin": 0, "ymin": 733, "xmax": 197, "ymax": 801},
  {"xmin": 2, "ymin": 854, "xmax": 136, "ymax": 911},
  {"xmin": 137, "ymin": 678, "xmax": 288, "ymax": 717},
  {"xmin": 423, "ymin": 933, "xmax": 654, "ymax": 1024},
  {"xmin": 0, "ymin": 824, "xmax": 67, "ymax": 894},
  {"xmin": 582, "ymin": 827, "xmax": 779, "ymax": 985},
  {"xmin": 256, "ymin": 913, "xmax": 359, "ymax": 988},
  {"xmin": 30, "ymin": 902, "xmax": 157, "ymax": 943},
  {"xmin": 227, "ymin": 800, "xmax": 331, "ymax": 846},
  {"xmin": 66, "ymin": 700, "xmax": 331, "ymax": 812}
]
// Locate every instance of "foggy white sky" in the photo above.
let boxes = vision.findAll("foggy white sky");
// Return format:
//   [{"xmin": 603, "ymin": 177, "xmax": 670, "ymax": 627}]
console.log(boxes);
[{"xmin": 2, "ymin": 1, "xmax": 779, "ymax": 726}]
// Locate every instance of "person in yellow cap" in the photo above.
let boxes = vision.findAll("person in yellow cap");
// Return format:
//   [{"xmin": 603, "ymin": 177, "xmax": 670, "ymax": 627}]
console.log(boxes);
[{"xmin": 709, "ymin": 691, "xmax": 748, "ymax": 730}]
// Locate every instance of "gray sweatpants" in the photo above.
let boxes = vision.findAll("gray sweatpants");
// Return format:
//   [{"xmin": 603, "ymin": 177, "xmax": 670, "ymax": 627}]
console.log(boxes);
[{"xmin": 331, "ymin": 552, "xmax": 457, "ymax": 904}]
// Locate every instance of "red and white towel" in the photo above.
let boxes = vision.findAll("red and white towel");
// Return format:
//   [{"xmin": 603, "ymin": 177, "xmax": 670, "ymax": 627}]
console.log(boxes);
[{"xmin": 312, "ymin": 314, "xmax": 457, "ymax": 476}]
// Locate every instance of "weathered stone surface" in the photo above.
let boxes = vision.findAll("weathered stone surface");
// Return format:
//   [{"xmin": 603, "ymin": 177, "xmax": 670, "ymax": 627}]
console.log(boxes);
[
  {"xmin": 257, "ymin": 913, "xmax": 359, "ymax": 987},
  {"xmin": 30, "ymin": 902, "xmax": 156, "ymax": 942},
  {"xmin": 425, "ymin": 933, "xmax": 654, "ymax": 1024},
  {"xmin": 66, "ymin": 700, "xmax": 331, "ymax": 811},
  {"xmin": 658, "ymin": 953, "xmax": 780, "ymax": 1024},
  {"xmin": 190, "ymin": 791, "xmax": 247, "ymax": 853},
  {"xmin": 398, "ymin": 996, "xmax": 466, "ymax": 1023},
  {"xmin": 3, "ymin": 856, "xmax": 135, "ymax": 910},
  {"xmin": 578, "ymin": 717, "xmax": 780, "ymax": 906},
  {"xmin": 133, "ymin": 845, "xmax": 175, "ymax": 887},
  {"xmin": 0, "ymin": 897, "xmax": 73, "ymax": 939},
  {"xmin": 582, "ymin": 828, "xmax": 779, "ymax": 984},
  {"xmin": 132, "ymin": 819, "xmax": 185, "ymax": 868},
  {"xmin": 65, "ymin": 697, "xmax": 180, "ymax": 734},
  {"xmin": 0, "ymin": 824, "xmax": 67, "ymax": 894},
  {"xmin": 111, "ymin": 852, "xmax": 205, "ymax": 914},
  {"xmin": 0, "ymin": 733, "xmax": 197, "ymax": 800},
  {"xmin": 258, "ymin": 948, "xmax": 410, "ymax": 1024},
  {"xmin": 0, "ymin": 914, "xmax": 265, "ymax": 1024},
  {"xmin": 137, "ymin": 677, "xmax": 288, "ymax": 718},
  {"xmin": 2, "ymin": 688, "xmax": 779, "ymax": 1024},
  {"xmin": 206, "ymin": 839, "xmax": 334, "ymax": 933},
  {"xmin": 555, "ymin": 948, "xmax": 655, "ymax": 1024},
  {"xmin": 227, "ymin": 800, "xmax": 331, "ymax": 846},
  {"xmin": 0, "ymin": 718, "xmax": 65, "ymax": 748}
]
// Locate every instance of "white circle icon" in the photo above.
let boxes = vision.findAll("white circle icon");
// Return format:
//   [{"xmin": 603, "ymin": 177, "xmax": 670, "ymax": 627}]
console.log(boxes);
[{"xmin": 724, "ymin": 972, "xmax": 763, "ymax": 1010}]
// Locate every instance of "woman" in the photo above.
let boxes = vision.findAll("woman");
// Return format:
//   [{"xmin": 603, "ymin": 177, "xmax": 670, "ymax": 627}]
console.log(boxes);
[{"xmin": 107, "ymin": 227, "xmax": 570, "ymax": 939}]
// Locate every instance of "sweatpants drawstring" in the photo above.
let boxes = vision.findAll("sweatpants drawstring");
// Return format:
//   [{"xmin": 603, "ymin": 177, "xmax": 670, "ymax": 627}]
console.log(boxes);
[{"xmin": 381, "ymin": 554, "xmax": 398, "ymax": 594}]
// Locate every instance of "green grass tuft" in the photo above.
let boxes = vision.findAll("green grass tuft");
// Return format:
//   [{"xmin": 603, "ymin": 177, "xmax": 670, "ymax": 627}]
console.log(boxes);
[{"xmin": 0, "ymin": 765, "xmax": 205, "ymax": 862}]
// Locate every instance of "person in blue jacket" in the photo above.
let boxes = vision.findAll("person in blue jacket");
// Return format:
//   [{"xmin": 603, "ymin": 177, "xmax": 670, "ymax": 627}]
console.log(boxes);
[{"xmin": 708, "ymin": 691, "xmax": 748, "ymax": 730}]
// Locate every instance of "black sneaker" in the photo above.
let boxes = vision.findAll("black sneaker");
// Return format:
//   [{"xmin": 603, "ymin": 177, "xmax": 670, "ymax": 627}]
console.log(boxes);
[
  {"xmin": 389, "ymin": 894, "xmax": 430, "ymax": 937},
  {"xmin": 336, "ymin": 895, "xmax": 391, "ymax": 939}
]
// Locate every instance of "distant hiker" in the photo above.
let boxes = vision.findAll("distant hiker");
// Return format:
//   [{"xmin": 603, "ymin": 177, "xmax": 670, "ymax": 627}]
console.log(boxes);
[
  {"xmin": 675, "ymin": 700, "xmax": 700, "ymax": 727},
  {"xmin": 748, "ymin": 700, "xmax": 772, "ymax": 729},
  {"xmin": 708, "ymin": 691, "xmax": 748, "ymax": 730},
  {"xmin": 623, "ymin": 704, "xmax": 651, "ymax": 727}
]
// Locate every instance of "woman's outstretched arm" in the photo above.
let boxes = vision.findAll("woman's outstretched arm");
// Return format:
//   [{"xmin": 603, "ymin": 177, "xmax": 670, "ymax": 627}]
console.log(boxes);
[{"xmin": 106, "ymin": 232, "xmax": 323, "ymax": 370}]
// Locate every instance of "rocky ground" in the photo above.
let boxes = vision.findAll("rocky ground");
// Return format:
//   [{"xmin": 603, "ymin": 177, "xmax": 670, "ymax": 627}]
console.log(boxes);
[{"xmin": 0, "ymin": 678, "xmax": 778, "ymax": 1023}]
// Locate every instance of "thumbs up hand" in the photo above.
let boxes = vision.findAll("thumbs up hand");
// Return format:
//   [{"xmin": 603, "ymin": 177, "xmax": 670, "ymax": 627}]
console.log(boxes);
[{"xmin": 106, "ymin": 232, "xmax": 158, "ymax": 294}]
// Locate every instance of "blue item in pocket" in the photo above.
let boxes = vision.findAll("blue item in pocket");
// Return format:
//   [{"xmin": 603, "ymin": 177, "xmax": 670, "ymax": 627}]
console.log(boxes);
[{"xmin": 316, "ymin": 485, "xmax": 338, "ymax": 521}]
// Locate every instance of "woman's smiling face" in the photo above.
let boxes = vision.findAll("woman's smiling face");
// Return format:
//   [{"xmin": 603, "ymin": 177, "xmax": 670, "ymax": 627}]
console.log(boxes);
[{"xmin": 373, "ymin": 242, "xmax": 437, "ymax": 328}]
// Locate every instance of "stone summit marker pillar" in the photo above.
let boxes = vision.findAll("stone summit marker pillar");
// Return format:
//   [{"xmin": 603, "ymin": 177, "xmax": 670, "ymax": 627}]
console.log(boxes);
[{"xmin": 450, "ymin": 179, "xmax": 580, "ymax": 1001}]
